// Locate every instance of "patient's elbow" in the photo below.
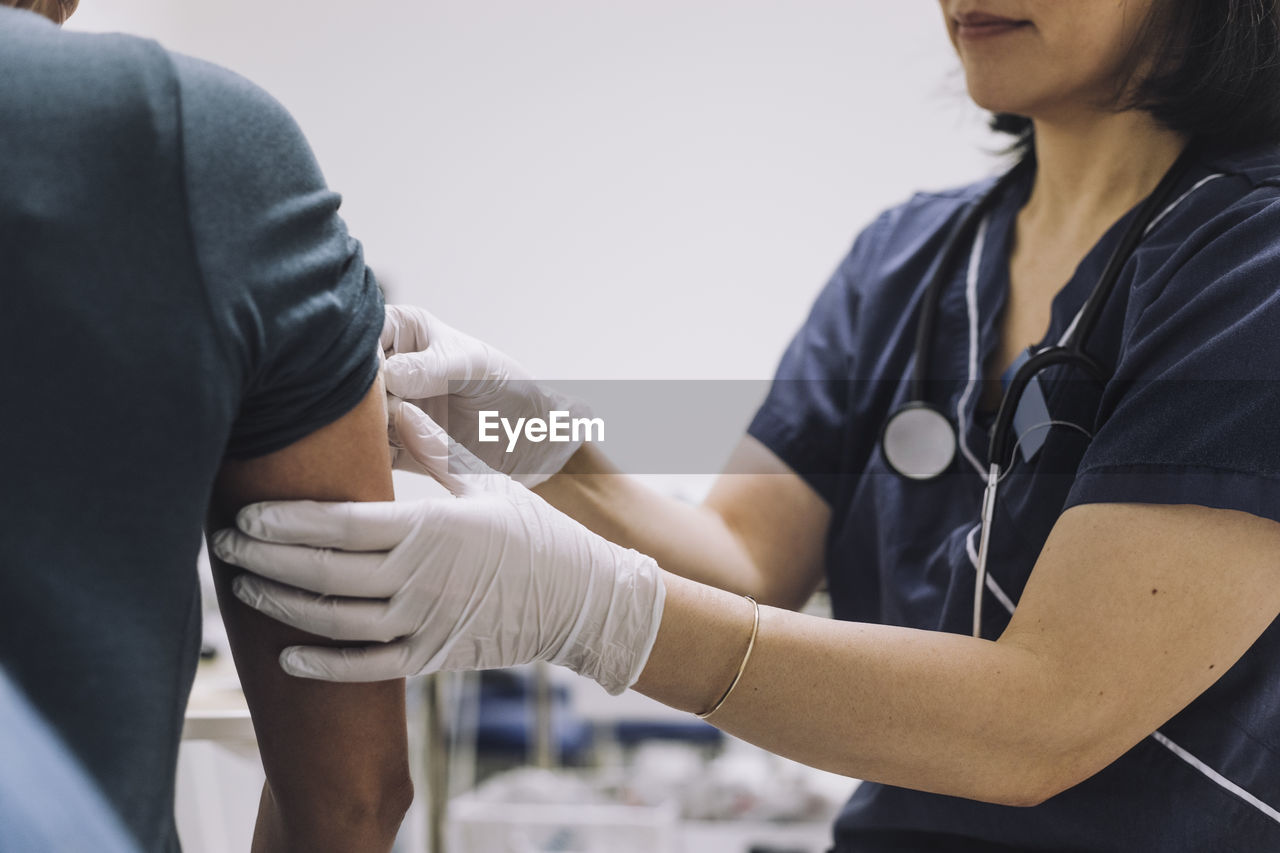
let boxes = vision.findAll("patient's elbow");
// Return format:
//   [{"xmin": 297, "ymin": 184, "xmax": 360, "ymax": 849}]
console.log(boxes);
[
  {"xmin": 350, "ymin": 768, "xmax": 415, "ymax": 842},
  {"xmin": 371, "ymin": 771, "xmax": 415, "ymax": 836},
  {"xmin": 269, "ymin": 765, "xmax": 414, "ymax": 851}
]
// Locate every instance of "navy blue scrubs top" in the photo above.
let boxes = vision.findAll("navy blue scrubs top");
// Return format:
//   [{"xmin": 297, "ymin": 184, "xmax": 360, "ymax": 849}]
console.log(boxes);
[{"xmin": 749, "ymin": 143, "xmax": 1280, "ymax": 852}]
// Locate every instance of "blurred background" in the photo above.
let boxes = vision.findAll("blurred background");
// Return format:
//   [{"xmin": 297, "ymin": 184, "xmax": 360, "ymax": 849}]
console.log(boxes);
[{"xmin": 66, "ymin": 3, "xmax": 1003, "ymax": 851}]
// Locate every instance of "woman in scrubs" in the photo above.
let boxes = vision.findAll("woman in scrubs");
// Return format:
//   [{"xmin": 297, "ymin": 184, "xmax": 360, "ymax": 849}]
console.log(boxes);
[{"xmin": 217, "ymin": 1, "xmax": 1280, "ymax": 849}]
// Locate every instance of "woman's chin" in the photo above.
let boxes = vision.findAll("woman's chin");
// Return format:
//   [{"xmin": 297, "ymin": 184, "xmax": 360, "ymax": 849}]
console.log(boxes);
[{"xmin": 963, "ymin": 83, "xmax": 1040, "ymax": 122}]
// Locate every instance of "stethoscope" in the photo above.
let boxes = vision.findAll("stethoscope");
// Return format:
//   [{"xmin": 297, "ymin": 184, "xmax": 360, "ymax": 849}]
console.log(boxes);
[{"xmin": 880, "ymin": 145, "xmax": 1200, "ymax": 637}]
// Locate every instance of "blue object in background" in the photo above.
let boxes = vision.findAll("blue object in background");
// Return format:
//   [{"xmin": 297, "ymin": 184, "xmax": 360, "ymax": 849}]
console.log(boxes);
[
  {"xmin": 613, "ymin": 719, "xmax": 722, "ymax": 748},
  {"xmin": 474, "ymin": 670, "xmax": 724, "ymax": 763},
  {"xmin": 0, "ymin": 668, "xmax": 139, "ymax": 853},
  {"xmin": 476, "ymin": 671, "xmax": 594, "ymax": 762}
]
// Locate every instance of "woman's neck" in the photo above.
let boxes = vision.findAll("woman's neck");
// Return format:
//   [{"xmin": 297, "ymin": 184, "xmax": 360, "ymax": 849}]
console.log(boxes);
[{"xmin": 1024, "ymin": 111, "xmax": 1188, "ymax": 236}]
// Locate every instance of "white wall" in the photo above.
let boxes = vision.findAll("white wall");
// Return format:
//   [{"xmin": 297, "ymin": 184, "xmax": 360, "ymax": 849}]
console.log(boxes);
[{"xmin": 69, "ymin": 1, "xmax": 999, "ymax": 382}]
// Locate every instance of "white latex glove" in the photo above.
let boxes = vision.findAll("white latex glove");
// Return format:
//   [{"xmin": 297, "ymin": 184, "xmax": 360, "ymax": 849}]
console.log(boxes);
[
  {"xmin": 210, "ymin": 401, "xmax": 665, "ymax": 693},
  {"xmin": 382, "ymin": 304, "xmax": 590, "ymax": 487}
]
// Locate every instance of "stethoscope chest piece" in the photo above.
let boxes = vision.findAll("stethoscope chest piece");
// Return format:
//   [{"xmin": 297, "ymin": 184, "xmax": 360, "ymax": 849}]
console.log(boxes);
[{"xmin": 881, "ymin": 401, "xmax": 957, "ymax": 480}]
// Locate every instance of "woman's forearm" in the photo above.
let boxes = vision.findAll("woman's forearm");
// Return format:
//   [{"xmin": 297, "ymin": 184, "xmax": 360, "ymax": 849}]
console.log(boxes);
[
  {"xmin": 633, "ymin": 573, "xmax": 1063, "ymax": 807},
  {"xmin": 534, "ymin": 444, "xmax": 772, "ymax": 599},
  {"xmin": 634, "ymin": 502, "xmax": 1280, "ymax": 809}
]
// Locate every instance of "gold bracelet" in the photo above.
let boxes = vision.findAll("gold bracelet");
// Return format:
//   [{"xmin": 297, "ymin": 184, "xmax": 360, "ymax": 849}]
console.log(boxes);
[{"xmin": 696, "ymin": 595, "xmax": 759, "ymax": 720}]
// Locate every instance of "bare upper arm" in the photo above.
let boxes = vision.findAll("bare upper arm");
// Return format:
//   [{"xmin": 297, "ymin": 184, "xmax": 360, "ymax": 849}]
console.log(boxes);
[
  {"xmin": 999, "ymin": 502, "xmax": 1280, "ymax": 795},
  {"xmin": 703, "ymin": 435, "xmax": 832, "ymax": 610},
  {"xmin": 207, "ymin": 376, "xmax": 410, "ymax": 850}
]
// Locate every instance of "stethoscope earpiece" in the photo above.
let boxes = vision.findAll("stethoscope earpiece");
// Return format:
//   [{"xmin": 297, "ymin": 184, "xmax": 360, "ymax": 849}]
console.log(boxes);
[{"xmin": 881, "ymin": 402, "xmax": 957, "ymax": 481}]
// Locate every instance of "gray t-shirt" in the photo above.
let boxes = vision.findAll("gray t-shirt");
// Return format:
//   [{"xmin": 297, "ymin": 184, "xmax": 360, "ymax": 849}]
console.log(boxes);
[{"xmin": 0, "ymin": 8, "xmax": 384, "ymax": 851}]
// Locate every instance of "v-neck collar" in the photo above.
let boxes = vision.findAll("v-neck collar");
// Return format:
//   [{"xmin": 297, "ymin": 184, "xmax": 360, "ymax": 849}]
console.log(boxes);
[
  {"xmin": 976, "ymin": 163, "xmax": 1154, "ymax": 385},
  {"xmin": 958, "ymin": 162, "xmax": 1149, "ymax": 461}
]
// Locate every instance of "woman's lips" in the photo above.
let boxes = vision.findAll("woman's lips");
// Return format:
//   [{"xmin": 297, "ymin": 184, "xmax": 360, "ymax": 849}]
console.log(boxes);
[{"xmin": 954, "ymin": 13, "xmax": 1032, "ymax": 40}]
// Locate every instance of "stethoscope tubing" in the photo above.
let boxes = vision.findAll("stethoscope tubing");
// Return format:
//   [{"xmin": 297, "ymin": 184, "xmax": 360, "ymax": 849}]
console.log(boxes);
[
  {"xmin": 908, "ymin": 158, "xmax": 1034, "ymax": 400},
  {"xmin": 883, "ymin": 144, "xmax": 1202, "ymax": 638},
  {"xmin": 987, "ymin": 146, "xmax": 1200, "ymax": 472}
]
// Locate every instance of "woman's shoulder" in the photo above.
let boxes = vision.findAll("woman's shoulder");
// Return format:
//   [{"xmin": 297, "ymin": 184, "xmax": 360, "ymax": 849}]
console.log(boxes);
[
  {"xmin": 1199, "ymin": 141, "xmax": 1280, "ymax": 191},
  {"xmin": 873, "ymin": 174, "xmax": 1001, "ymax": 241},
  {"xmin": 1125, "ymin": 143, "xmax": 1280, "ymax": 342},
  {"xmin": 1171, "ymin": 142, "xmax": 1280, "ymax": 237},
  {"xmin": 835, "ymin": 172, "xmax": 1005, "ymax": 293},
  {"xmin": 1147, "ymin": 142, "xmax": 1280, "ymax": 258}
]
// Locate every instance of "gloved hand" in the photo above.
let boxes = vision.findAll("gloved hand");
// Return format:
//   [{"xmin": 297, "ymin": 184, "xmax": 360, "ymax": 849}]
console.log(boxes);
[
  {"xmin": 210, "ymin": 401, "xmax": 665, "ymax": 693},
  {"xmin": 382, "ymin": 304, "xmax": 590, "ymax": 487}
]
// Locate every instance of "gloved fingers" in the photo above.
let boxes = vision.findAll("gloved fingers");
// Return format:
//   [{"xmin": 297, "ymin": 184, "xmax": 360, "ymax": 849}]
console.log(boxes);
[
  {"xmin": 210, "ymin": 529, "xmax": 402, "ymax": 598},
  {"xmin": 278, "ymin": 639, "xmax": 423, "ymax": 682},
  {"xmin": 380, "ymin": 306, "xmax": 399, "ymax": 351},
  {"xmin": 235, "ymin": 499, "xmax": 421, "ymax": 551},
  {"xmin": 392, "ymin": 401, "xmax": 496, "ymax": 494},
  {"xmin": 389, "ymin": 446, "xmax": 431, "ymax": 477},
  {"xmin": 232, "ymin": 575, "xmax": 410, "ymax": 643},
  {"xmin": 381, "ymin": 304, "xmax": 436, "ymax": 355},
  {"xmin": 383, "ymin": 347, "xmax": 458, "ymax": 400},
  {"xmin": 387, "ymin": 391, "xmax": 432, "ymax": 477},
  {"xmin": 389, "ymin": 401, "xmax": 462, "ymax": 493}
]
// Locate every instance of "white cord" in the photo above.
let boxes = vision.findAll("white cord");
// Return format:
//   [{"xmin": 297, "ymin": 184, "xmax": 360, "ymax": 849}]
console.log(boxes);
[
  {"xmin": 994, "ymin": 419, "xmax": 1094, "ymax": 486},
  {"xmin": 974, "ymin": 418, "xmax": 1092, "ymax": 638},
  {"xmin": 974, "ymin": 463, "xmax": 1000, "ymax": 637}
]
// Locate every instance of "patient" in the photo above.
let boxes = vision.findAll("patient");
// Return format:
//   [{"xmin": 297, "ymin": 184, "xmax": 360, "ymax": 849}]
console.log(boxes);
[{"xmin": 0, "ymin": 3, "xmax": 409, "ymax": 851}]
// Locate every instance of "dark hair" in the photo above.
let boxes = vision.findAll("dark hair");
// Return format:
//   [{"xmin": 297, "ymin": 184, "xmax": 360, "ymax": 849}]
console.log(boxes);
[{"xmin": 993, "ymin": 0, "xmax": 1280, "ymax": 151}]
